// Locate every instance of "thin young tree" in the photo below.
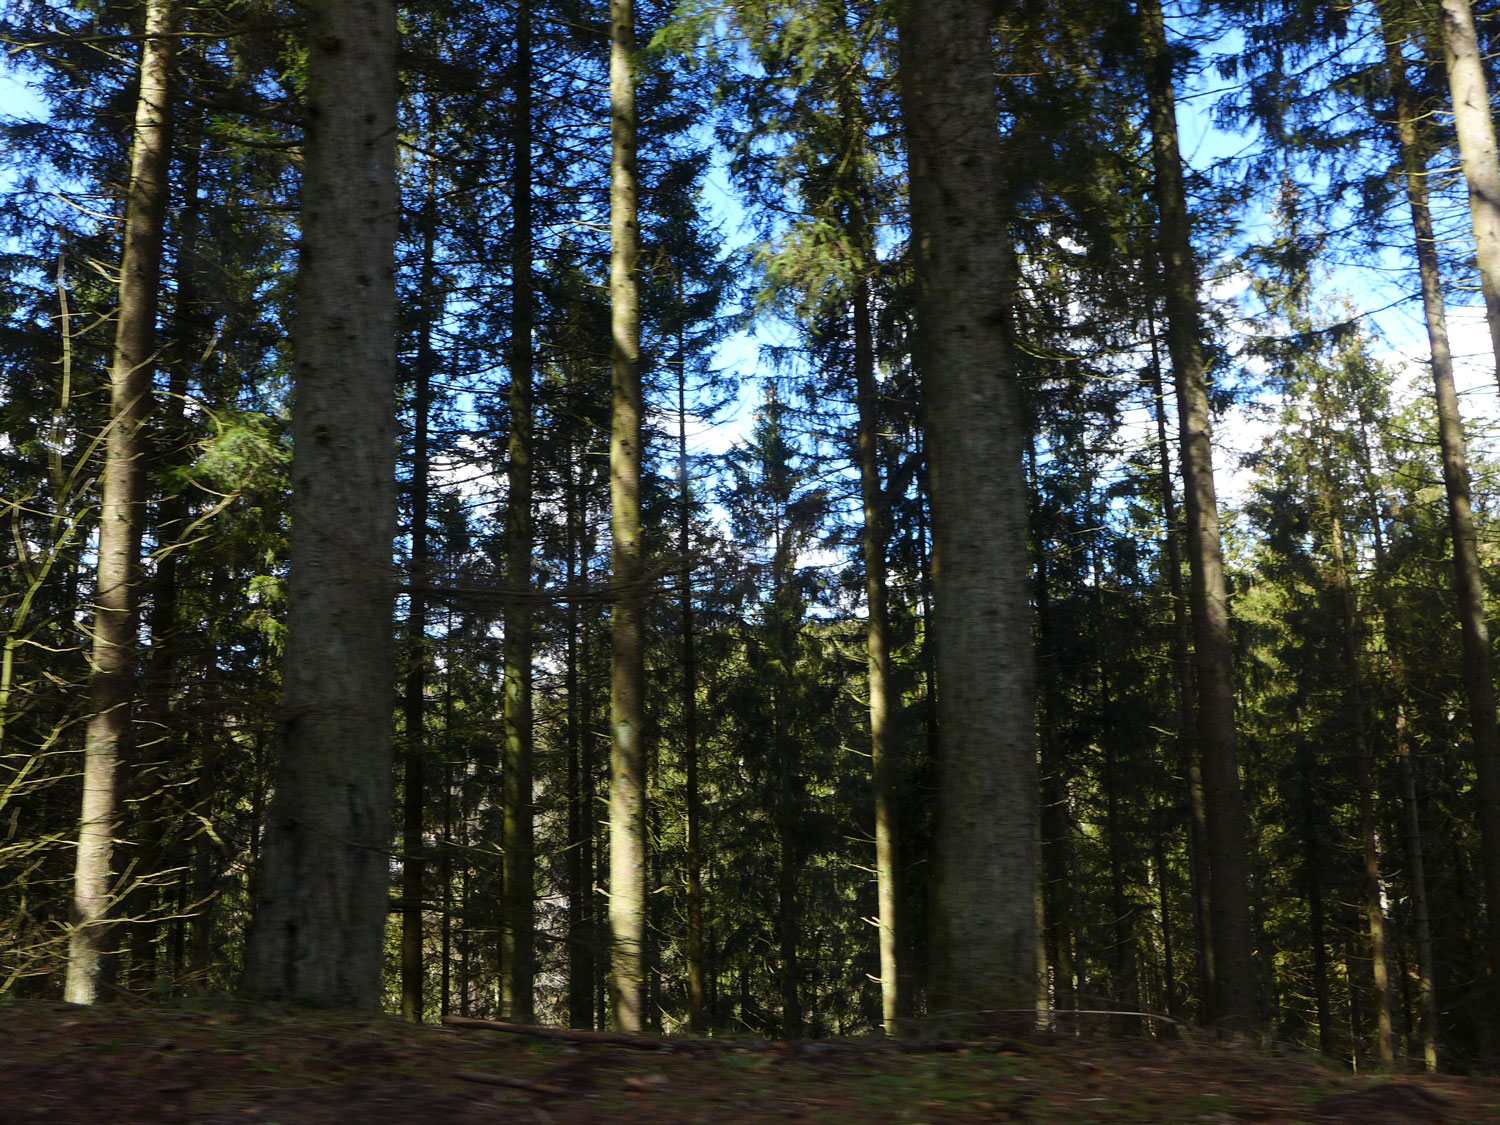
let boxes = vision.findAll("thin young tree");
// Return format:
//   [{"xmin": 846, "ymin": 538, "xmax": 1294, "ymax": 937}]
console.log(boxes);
[
  {"xmin": 239, "ymin": 0, "xmax": 400, "ymax": 1008},
  {"xmin": 65, "ymin": 0, "xmax": 179, "ymax": 1006}
]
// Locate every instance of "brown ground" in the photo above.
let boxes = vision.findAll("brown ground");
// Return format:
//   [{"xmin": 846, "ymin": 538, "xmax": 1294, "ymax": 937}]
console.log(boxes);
[{"xmin": 3, "ymin": 1000, "xmax": 1498, "ymax": 1123}]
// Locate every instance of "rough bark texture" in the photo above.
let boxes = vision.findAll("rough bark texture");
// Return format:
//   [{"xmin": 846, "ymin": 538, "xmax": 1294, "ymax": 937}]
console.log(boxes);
[
  {"xmin": 608, "ymin": 0, "xmax": 647, "ymax": 1034},
  {"xmin": 502, "ymin": 0, "xmax": 537, "ymax": 1024},
  {"xmin": 1384, "ymin": 13, "xmax": 1500, "ymax": 1017},
  {"xmin": 1437, "ymin": 0, "xmax": 1500, "ymax": 390},
  {"xmin": 239, "ymin": 0, "xmax": 399, "ymax": 1009},
  {"xmin": 66, "ymin": 0, "xmax": 178, "ymax": 1006},
  {"xmin": 898, "ymin": 0, "xmax": 1040, "ymax": 1028},
  {"xmin": 1138, "ymin": 0, "xmax": 1256, "ymax": 1030}
]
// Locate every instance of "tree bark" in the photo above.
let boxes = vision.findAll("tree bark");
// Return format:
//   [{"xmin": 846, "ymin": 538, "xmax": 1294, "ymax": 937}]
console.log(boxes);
[
  {"xmin": 66, "ymin": 0, "xmax": 178, "ymax": 1006},
  {"xmin": 502, "ymin": 0, "xmax": 536, "ymax": 1024},
  {"xmin": 898, "ymin": 0, "xmax": 1040, "ymax": 1028},
  {"xmin": 1436, "ymin": 0, "xmax": 1500, "ymax": 391},
  {"xmin": 608, "ymin": 0, "xmax": 647, "ymax": 1033},
  {"xmin": 1384, "ymin": 12, "xmax": 1500, "ymax": 1017},
  {"xmin": 239, "ymin": 0, "xmax": 399, "ymax": 1009},
  {"xmin": 1138, "ymin": 0, "xmax": 1256, "ymax": 1030}
]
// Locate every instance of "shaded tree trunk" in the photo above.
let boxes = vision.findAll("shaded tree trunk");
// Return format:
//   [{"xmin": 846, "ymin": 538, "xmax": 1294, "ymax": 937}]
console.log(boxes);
[
  {"xmin": 400, "ymin": 173, "xmax": 438, "ymax": 1024},
  {"xmin": 898, "ymin": 0, "xmax": 1040, "ymax": 1027},
  {"xmin": 674, "ymin": 285, "xmax": 706, "ymax": 1035},
  {"xmin": 66, "ymin": 0, "xmax": 178, "ymax": 1006},
  {"xmin": 502, "ymin": 0, "xmax": 536, "ymax": 1024},
  {"xmin": 854, "ymin": 276, "xmax": 901, "ymax": 1036},
  {"xmin": 1138, "ymin": 0, "xmax": 1255, "ymax": 1030},
  {"xmin": 1147, "ymin": 315, "xmax": 1214, "ymax": 1021},
  {"xmin": 239, "ymin": 0, "xmax": 399, "ymax": 1009},
  {"xmin": 607, "ymin": 0, "xmax": 647, "ymax": 1033}
]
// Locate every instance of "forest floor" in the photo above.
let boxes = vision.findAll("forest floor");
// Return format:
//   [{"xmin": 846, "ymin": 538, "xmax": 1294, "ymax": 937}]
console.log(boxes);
[{"xmin": 3, "ymin": 999, "xmax": 1499, "ymax": 1123}]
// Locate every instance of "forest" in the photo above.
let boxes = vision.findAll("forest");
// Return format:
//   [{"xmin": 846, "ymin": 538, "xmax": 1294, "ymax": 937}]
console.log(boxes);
[{"xmin": 6, "ymin": 0, "xmax": 1500, "ymax": 1081}]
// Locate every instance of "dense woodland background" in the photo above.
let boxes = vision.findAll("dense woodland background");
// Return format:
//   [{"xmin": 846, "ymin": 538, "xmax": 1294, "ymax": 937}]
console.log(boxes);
[{"xmin": 7, "ymin": 0, "xmax": 1500, "ymax": 1077}]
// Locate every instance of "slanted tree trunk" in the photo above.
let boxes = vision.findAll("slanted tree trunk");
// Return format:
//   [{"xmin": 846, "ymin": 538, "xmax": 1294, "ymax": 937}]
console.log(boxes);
[
  {"xmin": 607, "ymin": 0, "xmax": 647, "ymax": 1034},
  {"xmin": 502, "ymin": 0, "xmax": 537, "ymax": 1024},
  {"xmin": 854, "ymin": 276, "xmax": 901, "ymax": 1036},
  {"xmin": 1138, "ymin": 0, "xmax": 1255, "ymax": 1030},
  {"xmin": 1383, "ymin": 11, "xmax": 1500, "ymax": 1017},
  {"xmin": 898, "ymin": 0, "xmax": 1040, "ymax": 1028},
  {"xmin": 239, "ymin": 0, "xmax": 399, "ymax": 1009},
  {"xmin": 1436, "ymin": 0, "xmax": 1500, "ymax": 391},
  {"xmin": 66, "ymin": 0, "xmax": 178, "ymax": 1006}
]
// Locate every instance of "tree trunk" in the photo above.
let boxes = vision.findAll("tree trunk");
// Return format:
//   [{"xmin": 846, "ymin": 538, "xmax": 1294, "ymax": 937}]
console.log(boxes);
[
  {"xmin": 1436, "ymin": 0, "xmax": 1500, "ymax": 391},
  {"xmin": 1138, "ymin": 0, "xmax": 1255, "ymax": 1030},
  {"xmin": 1147, "ymin": 314, "xmax": 1215, "ymax": 1021},
  {"xmin": 1384, "ymin": 12, "xmax": 1500, "ymax": 1016},
  {"xmin": 400, "ymin": 171, "xmax": 438, "ymax": 1023},
  {"xmin": 608, "ymin": 0, "xmax": 647, "ymax": 1034},
  {"xmin": 855, "ymin": 276, "xmax": 901, "ymax": 1036},
  {"xmin": 898, "ymin": 0, "xmax": 1040, "ymax": 1028},
  {"xmin": 66, "ymin": 0, "xmax": 178, "ymax": 1006},
  {"xmin": 502, "ymin": 0, "xmax": 536, "ymax": 1024},
  {"xmin": 1325, "ymin": 506, "xmax": 1395, "ymax": 1065},
  {"xmin": 239, "ymin": 0, "xmax": 399, "ymax": 1009},
  {"xmin": 1030, "ymin": 440, "xmax": 1076, "ymax": 1017},
  {"xmin": 674, "ymin": 284, "xmax": 706, "ymax": 1035}
]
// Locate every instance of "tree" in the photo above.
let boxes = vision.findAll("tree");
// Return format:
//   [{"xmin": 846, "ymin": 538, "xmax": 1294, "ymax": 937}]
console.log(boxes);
[
  {"xmin": 898, "ymin": 0, "xmax": 1041, "ymax": 1028},
  {"xmin": 65, "ymin": 0, "xmax": 179, "ymax": 1006},
  {"xmin": 239, "ymin": 0, "xmax": 400, "ymax": 1008},
  {"xmin": 608, "ymin": 0, "xmax": 648, "ymax": 1033},
  {"xmin": 501, "ymin": 0, "xmax": 537, "ymax": 1025},
  {"xmin": 1435, "ymin": 0, "xmax": 1500, "ymax": 393},
  {"xmin": 1137, "ymin": 0, "xmax": 1256, "ymax": 1030}
]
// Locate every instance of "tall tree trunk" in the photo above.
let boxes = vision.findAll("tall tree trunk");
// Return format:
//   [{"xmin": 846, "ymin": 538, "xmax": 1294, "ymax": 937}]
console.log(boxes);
[
  {"xmin": 66, "ymin": 0, "xmax": 178, "ymax": 1006},
  {"xmin": 502, "ymin": 0, "xmax": 537, "ymax": 1024},
  {"xmin": 400, "ymin": 175, "xmax": 439, "ymax": 1023},
  {"xmin": 608, "ymin": 0, "xmax": 647, "ymax": 1033},
  {"xmin": 239, "ymin": 0, "xmax": 399, "ymax": 1009},
  {"xmin": 1147, "ymin": 314, "xmax": 1214, "ymax": 1021},
  {"xmin": 898, "ymin": 0, "xmax": 1040, "ymax": 1028},
  {"xmin": 1138, "ymin": 0, "xmax": 1255, "ymax": 1030},
  {"xmin": 1325, "ymin": 506, "xmax": 1395, "ymax": 1065},
  {"xmin": 128, "ymin": 137, "xmax": 202, "ymax": 993},
  {"xmin": 854, "ymin": 276, "xmax": 901, "ymax": 1037},
  {"xmin": 1384, "ymin": 12, "xmax": 1500, "ymax": 1014},
  {"xmin": 674, "ymin": 284, "xmax": 706, "ymax": 1034},
  {"xmin": 1029, "ymin": 440, "xmax": 1076, "ymax": 1018},
  {"xmin": 1436, "ymin": 0, "xmax": 1500, "ymax": 390}
]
